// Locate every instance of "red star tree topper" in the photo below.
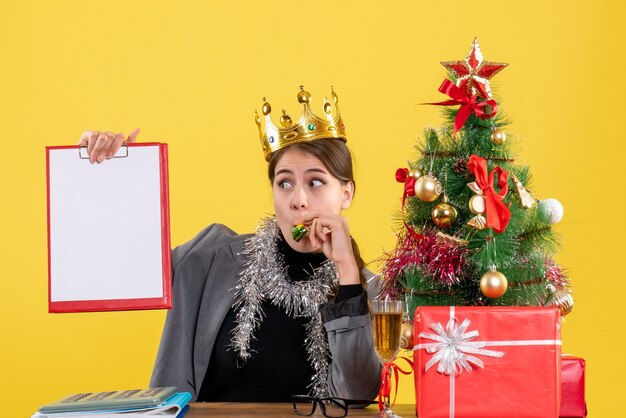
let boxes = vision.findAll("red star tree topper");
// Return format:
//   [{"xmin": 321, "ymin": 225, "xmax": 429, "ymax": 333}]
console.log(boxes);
[{"xmin": 441, "ymin": 37, "xmax": 508, "ymax": 99}]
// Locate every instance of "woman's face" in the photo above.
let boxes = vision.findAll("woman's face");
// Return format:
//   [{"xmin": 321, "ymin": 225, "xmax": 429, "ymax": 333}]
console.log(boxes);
[{"xmin": 272, "ymin": 147, "xmax": 354, "ymax": 253}]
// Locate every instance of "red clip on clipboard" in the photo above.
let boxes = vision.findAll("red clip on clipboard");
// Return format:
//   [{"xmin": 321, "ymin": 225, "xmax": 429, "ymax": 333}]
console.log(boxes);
[{"xmin": 46, "ymin": 143, "xmax": 171, "ymax": 312}]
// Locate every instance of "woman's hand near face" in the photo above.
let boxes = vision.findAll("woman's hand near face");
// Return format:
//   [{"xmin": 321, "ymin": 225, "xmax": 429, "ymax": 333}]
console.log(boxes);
[
  {"xmin": 303, "ymin": 213, "xmax": 360, "ymax": 285},
  {"xmin": 77, "ymin": 128, "xmax": 141, "ymax": 163}
]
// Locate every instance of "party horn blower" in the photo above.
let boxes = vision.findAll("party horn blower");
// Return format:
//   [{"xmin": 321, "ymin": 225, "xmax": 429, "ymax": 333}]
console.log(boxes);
[{"xmin": 291, "ymin": 224, "xmax": 308, "ymax": 242}]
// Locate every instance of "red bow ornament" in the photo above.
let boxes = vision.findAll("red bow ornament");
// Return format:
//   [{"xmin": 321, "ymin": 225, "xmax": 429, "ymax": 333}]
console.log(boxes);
[
  {"xmin": 395, "ymin": 168, "xmax": 423, "ymax": 240},
  {"xmin": 426, "ymin": 79, "xmax": 498, "ymax": 139},
  {"xmin": 467, "ymin": 155, "xmax": 511, "ymax": 234}
]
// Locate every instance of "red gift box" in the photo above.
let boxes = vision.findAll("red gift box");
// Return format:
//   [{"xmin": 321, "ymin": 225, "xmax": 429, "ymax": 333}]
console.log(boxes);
[
  {"xmin": 560, "ymin": 355, "xmax": 587, "ymax": 417},
  {"xmin": 413, "ymin": 306, "xmax": 562, "ymax": 418}
]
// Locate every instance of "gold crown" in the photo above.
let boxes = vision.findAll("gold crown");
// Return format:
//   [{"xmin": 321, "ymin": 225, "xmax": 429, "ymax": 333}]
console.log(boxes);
[{"xmin": 255, "ymin": 86, "xmax": 347, "ymax": 161}]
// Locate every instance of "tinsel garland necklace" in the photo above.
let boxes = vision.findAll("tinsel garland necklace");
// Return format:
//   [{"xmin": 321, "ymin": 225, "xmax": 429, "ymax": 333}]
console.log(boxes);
[{"xmin": 230, "ymin": 217, "xmax": 338, "ymax": 397}]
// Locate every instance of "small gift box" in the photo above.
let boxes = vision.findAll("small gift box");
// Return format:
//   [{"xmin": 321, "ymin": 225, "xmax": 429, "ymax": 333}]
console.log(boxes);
[
  {"xmin": 413, "ymin": 306, "xmax": 562, "ymax": 418},
  {"xmin": 560, "ymin": 355, "xmax": 587, "ymax": 417}
]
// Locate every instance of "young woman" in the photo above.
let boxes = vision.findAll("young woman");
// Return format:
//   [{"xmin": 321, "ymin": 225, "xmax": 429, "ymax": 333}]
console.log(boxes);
[{"xmin": 77, "ymin": 86, "xmax": 382, "ymax": 402}]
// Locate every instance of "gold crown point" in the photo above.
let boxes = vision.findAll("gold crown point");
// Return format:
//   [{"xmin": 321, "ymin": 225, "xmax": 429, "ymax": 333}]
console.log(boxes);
[
  {"xmin": 323, "ymin": 98, "xmax": 332, "ymax": 115},
  {"xmin": 331, "ymin": 86, "xmax": 338, "ymax": 104},
  {"xmin": 254, "ymin": 110, "xmax": 261, "ymax": 126},
  {"xmin": 262, "ymin": 97, "xmax": 272, "ymax": 115},
  {"xmin": 297, "ymin": 86, "xmax": 311, "ymax": 104},
  {"xmin": 280, "ymin": 109, "xmax": 293, "ymax": 128}
]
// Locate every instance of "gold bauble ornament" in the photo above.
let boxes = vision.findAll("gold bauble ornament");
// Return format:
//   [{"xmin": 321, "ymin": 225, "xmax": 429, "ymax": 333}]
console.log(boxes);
[
  {"xmin": 400, "ymin": 321, "xmax": 414, "ymax": 350},
  {"xmin": 414, "ymin": 173, "xmax": 442, "ymax": 202},
  {"xmin": 410, "ymin": 168, "xmax": 424, "ymax": 179},
  {"xmin": 432, "ymin": 196, "xmax": 458, "ymax": 228},
  {"xmin": 491, "ymin": 129, "xmax": 506, "ymax": 145},
  {"xmin": 480, "ymin": 268, "xmax": 508, "ymax": 298}
]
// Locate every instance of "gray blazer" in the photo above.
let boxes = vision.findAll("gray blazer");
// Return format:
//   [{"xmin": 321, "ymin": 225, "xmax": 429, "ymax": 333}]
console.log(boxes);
[{"xmin": 150, "ymin": 224, "xmax": 381, "ymax": 401}]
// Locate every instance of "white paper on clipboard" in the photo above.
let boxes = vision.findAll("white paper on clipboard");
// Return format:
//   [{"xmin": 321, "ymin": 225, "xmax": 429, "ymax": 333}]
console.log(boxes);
[{"xmin": 46, "ymin": 143, "xmax": 171, "ymax": 312}]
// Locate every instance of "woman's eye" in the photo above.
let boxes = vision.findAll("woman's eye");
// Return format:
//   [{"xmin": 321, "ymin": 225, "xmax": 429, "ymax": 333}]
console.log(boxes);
[
  {"xmin": 278, "ymin": 180, "xmax": 292, "ymax": 189},
  {"xmin": 309, "ymin": 179, "xmax": 324, "ymax": 188}
]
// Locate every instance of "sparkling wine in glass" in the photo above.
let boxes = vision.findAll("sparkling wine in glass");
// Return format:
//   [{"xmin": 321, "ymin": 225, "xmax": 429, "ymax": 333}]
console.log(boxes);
[{"xmin": 371, "ymin": 299, "xmax": 404, "ymax": 418}]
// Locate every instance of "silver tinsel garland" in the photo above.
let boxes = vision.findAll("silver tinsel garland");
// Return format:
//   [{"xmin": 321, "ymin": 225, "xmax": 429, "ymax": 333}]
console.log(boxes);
[{"xmin": 230, "ymin": 217, "xmax": 338, "ymax": 397}]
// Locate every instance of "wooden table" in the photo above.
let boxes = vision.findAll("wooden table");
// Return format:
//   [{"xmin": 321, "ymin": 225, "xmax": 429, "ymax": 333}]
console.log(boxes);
[{"xmin": 185, "ymin": 403, "xmax": 415, "ymax": 417}]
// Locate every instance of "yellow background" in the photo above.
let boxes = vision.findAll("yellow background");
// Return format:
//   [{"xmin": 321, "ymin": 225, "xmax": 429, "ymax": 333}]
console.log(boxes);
[{"xmin": 1, "ymin": 1, "xmax": 623, "ymax": 416}]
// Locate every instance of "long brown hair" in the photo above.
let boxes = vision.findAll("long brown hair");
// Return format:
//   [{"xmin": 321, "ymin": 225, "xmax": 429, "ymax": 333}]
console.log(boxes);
[{"xmin": 268, "ymin": 139, "xmax": 367, "ymax": 287}]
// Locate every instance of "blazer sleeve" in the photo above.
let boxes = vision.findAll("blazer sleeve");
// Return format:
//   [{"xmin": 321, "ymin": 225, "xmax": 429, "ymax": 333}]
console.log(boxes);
[{"xmin": 318, "ymin": 270, "xmax": 382, "ymax": 401}]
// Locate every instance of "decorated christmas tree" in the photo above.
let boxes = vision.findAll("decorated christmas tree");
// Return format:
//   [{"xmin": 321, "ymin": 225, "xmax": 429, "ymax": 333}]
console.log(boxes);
[{"xmin": 381, "ymin": 38, "xmax": 573, "ymax": 323}]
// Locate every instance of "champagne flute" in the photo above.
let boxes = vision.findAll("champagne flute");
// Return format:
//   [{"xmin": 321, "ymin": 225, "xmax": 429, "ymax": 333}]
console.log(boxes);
[{"xmin": 371, "ymin": 298, "xmax": 404, "ymax": 418}]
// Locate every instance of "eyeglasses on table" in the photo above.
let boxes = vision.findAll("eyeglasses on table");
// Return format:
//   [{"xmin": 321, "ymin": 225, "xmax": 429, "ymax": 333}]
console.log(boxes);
[{"xmin": 292, "ymin": 395, "xmax": 377, "ymax": 417}]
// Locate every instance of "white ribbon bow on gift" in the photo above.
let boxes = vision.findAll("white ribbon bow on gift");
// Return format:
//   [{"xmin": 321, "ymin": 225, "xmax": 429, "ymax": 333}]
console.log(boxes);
[{"xmin": 417, "ymin": 317, "xmax": 505, "ymax": 375}]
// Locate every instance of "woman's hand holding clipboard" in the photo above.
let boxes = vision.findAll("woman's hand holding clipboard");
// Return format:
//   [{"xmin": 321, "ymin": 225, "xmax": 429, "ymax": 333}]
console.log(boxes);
[{"xmin": 77, "ymin": 128, "xmax": 141, "ymax": 163}]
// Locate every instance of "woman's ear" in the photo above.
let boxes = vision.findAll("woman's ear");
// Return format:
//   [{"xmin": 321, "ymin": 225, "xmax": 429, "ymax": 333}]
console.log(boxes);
[{"xmin": 341, "ymin": 181, "xmax": 355, "ymax": 210}]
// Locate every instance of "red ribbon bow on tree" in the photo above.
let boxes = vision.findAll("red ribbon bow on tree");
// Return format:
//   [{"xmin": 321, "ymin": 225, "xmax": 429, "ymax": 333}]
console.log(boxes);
[
  {"xmin": 426, "ymin": 79, "xmax": 498, "ymax": 138},
  {"xmin": 395, "ymin": 168, "xmax": 423, "ymax": 240},
  {"xmin": 378, "ymin": 357, "xmax": 414, "ymax": 412},
  {"xmin": 468, "ymin": 154, "xmax": 511, "ymax": 233}
]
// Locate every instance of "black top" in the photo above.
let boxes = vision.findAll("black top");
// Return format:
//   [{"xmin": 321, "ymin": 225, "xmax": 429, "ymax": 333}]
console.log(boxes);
[{"xmin": 197, "ymin": 233, "xmax": 363, "ymax": 402}]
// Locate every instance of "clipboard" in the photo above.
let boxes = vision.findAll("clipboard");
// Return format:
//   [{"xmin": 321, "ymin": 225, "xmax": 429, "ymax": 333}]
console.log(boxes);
[{"xmin": 46, "ymin": 143, "xmax": 172, "ymax": 313}]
